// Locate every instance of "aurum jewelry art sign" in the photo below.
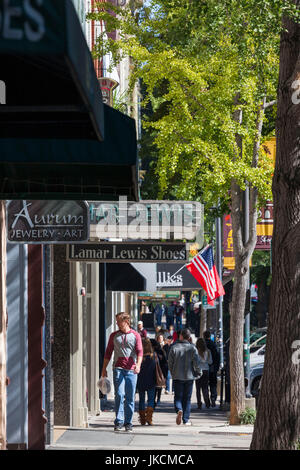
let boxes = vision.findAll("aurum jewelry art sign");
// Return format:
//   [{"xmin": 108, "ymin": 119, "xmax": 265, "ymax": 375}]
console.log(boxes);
[{"xmin": 7, "ymin": 200, "xmax": 89, "ymax": 243}]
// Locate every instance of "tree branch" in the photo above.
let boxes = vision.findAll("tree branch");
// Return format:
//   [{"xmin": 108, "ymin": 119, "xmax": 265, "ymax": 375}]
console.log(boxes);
[
  {"xmin": 264, "ymin": 99, "xmax": 277, "ymax": 109},
  {"xmin": 252, "ymin": 97, "xmax": 266, "ymax": 168},
  {"xmin": 230, "ymin": 179, "xmax": 244, "ymax": 257}
]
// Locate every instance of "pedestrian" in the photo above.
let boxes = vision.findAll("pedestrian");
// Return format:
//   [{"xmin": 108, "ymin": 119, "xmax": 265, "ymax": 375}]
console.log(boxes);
[
  {"xmin": 175, "ymin": 302, "xmax": 184, "ymax": 331},
  {"xmin": 136, "ymin": 338, "xmax": 157, "ymax": 425},
  {"xmin": 185, "ymin": 294, "xmax": 191, "ymax": 329},
  {"xmin": 156, "ymin": 332, "xmax": 165, "ymax": 348},
  {"xmin": 166, "ymin": 302, "xmax": 175, "ymax": 329},
  {"xmin": 101, "ymin": 312, "xmax": 143, "ymax": 432},
  {"xmin": 137, "ymin": 320, "xmax": 147, "ymax": 338},
  {"xmin": 150, "ymin": 338, "xmax": 168, "ymax": 408},
  {"xmin": 168, "ymin": 328, "xmax": 201, "ymax": 426},
  {"xmin": 189, "ymin": 301, "xmax": 196, "ymax": 332},
  {"xmin": 163, "ymin": 335, "xmax": 173, "ymax": 394},
  {"xmin": 154, "ymin": 303, "xmax": 163, "ymax": 326},
  {"xmin": 168, "ymin": 324, "xmax": 176, "ymax": 341},
  {"xmin": 203, "ymin": 330, "xmax": 220, "ymax": 407},
  {"xmin": 193, "ymin": 305, "xmax": 200, "ymax": 337},
  {"xmin": 195, "ymin": 338, "xmax": 213, "ymax": 409},
  {"xmin": 155, "ymin": 325, "xmax": 162, "ymax": 335}
]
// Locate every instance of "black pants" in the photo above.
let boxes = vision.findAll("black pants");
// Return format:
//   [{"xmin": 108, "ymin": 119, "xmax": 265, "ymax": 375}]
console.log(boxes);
[
  {"xmin": 208, "ymin": 371, "xmax": 218, "ymax": 402},
  {"xmin": 196, "ymin": 370, "xmax": 210, "ymax": 407},
  {"xmin": 155, "ymin": 387, "xmax": 162, "ymax": 405}
]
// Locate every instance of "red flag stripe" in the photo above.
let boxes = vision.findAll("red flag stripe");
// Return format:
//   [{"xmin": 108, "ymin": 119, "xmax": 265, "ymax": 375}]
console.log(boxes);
[
  {"xmin": 194, "ymin": 253, "xmax": 216, "ymax": 292},
  {"xmin": 192, "ymin": 257, "xmax": 215, "ymax": 298},
  {"xmin": 193, "ymin": 256, "xmax": 216, "ymax": 297}
]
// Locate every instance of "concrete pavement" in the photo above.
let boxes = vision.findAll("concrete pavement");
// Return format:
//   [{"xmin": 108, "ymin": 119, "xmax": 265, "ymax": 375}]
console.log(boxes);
[{"xmin": 47, "ymin": 389, "xmax": 253, "ymax": 451}]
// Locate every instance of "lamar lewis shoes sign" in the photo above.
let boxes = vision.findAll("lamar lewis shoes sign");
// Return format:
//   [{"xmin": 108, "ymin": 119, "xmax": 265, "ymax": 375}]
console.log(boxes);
[{"xmin": 67, "ymin": 242, "xmax": 188, "ymax": 263}]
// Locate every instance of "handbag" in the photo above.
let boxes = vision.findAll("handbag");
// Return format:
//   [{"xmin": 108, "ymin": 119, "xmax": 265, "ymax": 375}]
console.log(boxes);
[{"xmin": 154, "ymin": 353, "xmax": 166, "ymax": 388}]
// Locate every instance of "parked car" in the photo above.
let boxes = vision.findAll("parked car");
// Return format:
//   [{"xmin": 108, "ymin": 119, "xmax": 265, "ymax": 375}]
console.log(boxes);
[
  {"xmin": 249, "ymin": 362, "xmax": 264, "ymax": 398},
  {"xmin": 250, "ymin": 344, "xmax": 265, "ymax": 367}
]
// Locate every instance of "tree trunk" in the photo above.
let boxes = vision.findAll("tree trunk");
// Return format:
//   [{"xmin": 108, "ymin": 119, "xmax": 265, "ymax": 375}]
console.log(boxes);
[
  {"xmin": 251, "ymin": 5, "xmax": 300, "ymax": 450},
  {"xmin": 229, "ymin": 89, "xmax": 263, "ymax": 424},
  {"xmin": 229, "ymin": 265, "xmax": 247, "ymax": 423},
  {"xmin": 229, "ymin": 180, "xmax": 253, "ymax": 424}
]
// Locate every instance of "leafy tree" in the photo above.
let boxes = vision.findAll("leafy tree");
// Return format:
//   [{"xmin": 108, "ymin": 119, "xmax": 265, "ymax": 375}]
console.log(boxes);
[{"xmin": 88, "ymin": 0, "xmax": 300, "ymax": 424}]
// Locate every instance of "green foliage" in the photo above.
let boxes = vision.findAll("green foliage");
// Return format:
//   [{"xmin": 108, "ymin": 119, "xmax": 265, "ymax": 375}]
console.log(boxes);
[
  {"xmin": 250, "ymin": 250, "xmax": 271, "ymax": 286},
  {"xmin": 251, "ymin": 250, "xmax": 271, "ymax": 268},
  {"xmin": 112, "ymin": 88, "xmax": 133, "ymax": 115},
  {"xmin": 239, "ymin": 407, "xmax": 256, "ymax": 425},
  {"xmin": 88, "ymin": 0, "xmax": 300, "ymax": 209}
]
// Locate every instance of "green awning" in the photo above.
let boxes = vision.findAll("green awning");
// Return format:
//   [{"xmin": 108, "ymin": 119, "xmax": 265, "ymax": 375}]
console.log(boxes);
[
  {"xmin": 0, "ymin": 104, "xmax": 139, "ymax": 201},
  {"xmin": 0, "ymin": 0, "xmax": 104, "ymax": 140},
  {"xmin": 0, "ymin": 1, "xmax": 139, "ymax": 201}
]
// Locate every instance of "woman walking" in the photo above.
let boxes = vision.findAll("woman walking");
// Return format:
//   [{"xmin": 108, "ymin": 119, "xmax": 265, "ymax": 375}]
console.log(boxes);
[
  {"xmin": 150, "ymin": 338, "xmax": 168, "ymax": 408},
  {"xmin": 195, "ymin": 338, "xmax": 213, "ymax": 409},
  {"xmin": 136, "ymin": 338, "xmax": 157, "ymax": 425}
]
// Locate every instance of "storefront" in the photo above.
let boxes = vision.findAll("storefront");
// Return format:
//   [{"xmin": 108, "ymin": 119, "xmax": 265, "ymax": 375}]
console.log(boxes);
[{"xmin": 1, "ymin": 0, "xmax": 139, "ymax": 450}]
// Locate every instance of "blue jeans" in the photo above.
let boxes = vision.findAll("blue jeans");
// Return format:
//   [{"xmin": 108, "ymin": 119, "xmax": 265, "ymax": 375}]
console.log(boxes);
[
  {"xmin": 173, "ymin": 380, "xmax": 194, "ymax": 424},
  {"xmin": 156, "ymin": 313, "xmax": 162, "ymax": 326},
  {"xmin": 175, "ymin": 316, "xmax": 182, "ymax": 331},
  {"xmin": 166, "ymin": 370, "xmax": 172, "ymax": 392},
  {"xmin": 113, "ymin": 368, "xmax": 137, "ymax": 426},
  {"xmin": 166, "ymin": 315, "xmax": 174, "ymax": 329},
  {"xmin": 138, "ymin": 387, "xmax": 156, "ymax": 410}
]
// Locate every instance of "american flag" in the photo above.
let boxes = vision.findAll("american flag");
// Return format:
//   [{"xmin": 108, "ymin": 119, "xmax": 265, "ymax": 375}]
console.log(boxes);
[{"xmin": 186, "ymin": 245, "xmax": 225, "ymax": 305}]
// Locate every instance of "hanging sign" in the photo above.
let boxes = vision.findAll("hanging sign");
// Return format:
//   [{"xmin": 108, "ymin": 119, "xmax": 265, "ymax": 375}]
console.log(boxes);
[
  {"xmin": 223, "ymin": 214, "xmax": 235, "ymax": 274},
  {"xmin": 88, "ymin": 198, "xmax": 204, "ymax": 241},
  {"xmin": 98, "ymin": 78, "xmax": 119, "ymax": 106},
  {"xmin": 256, "ymin": 202, "xmax": 273, "ymax": 250},
  {"xmin": 156, "ymin": 263, "xmax": 201, "ymax": 290},
  {"xmin": 7, "ymin": 200, "xmax": 89, "ymax": 243}
]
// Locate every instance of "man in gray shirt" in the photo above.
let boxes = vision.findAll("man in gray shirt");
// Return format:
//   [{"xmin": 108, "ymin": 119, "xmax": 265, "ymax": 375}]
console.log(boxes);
[{"xmin": 168, "ymin": 329, "xmax": 201, "ymax": 425}]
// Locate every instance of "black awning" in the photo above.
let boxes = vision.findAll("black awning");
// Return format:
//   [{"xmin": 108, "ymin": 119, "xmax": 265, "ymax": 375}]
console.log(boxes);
[
  {"xmin": 157, "ymin": 263, "xmax": 201, "ymax": 290},
  {"xmin": 0, "ymin": 104, "xmax": 139, "ymax": 200},
  {"xmin": 106, "ymin": 264, "xmax": 146, "ymax": 292},
  {"xmin": 0, "ymin": 0, "xmax": 104, "ymax": 140}
]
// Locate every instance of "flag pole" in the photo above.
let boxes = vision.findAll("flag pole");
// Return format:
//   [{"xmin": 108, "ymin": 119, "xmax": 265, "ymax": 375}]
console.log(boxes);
[
  {"xmin": 156, "ymin": 263, "xmax": 188, "ymax": 291},
  {"xmin": 165, "ymin": 243, "xmax": 210, "ymax": 286},
  {"xmin": 156, "ymin": 244, "xmax": 210, "ymax": 291}
]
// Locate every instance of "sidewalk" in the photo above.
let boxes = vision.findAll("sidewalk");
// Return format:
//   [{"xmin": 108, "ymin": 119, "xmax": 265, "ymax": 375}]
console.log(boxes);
[{"xmin": 47, "ymin": 389, "xmax": 253, "ymax": 451}]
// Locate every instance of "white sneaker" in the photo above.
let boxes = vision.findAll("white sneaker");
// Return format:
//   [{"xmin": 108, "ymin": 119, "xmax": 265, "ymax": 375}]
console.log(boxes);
[
  {"xmin": 165, "ymin": 390, "xmax": 170, "ymax": 395},
  {"xmin": 183, "ymin": 421, "xmax": 192, "ymax": 426}
]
